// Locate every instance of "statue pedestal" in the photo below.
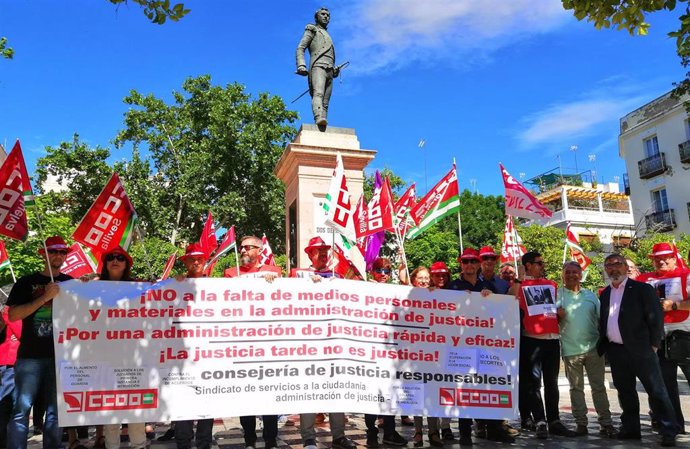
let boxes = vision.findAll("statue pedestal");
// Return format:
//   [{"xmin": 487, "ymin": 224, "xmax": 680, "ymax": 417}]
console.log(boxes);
[{"xmin": 274, "ymin": 124, "xmax": 376, "ymax": 272}]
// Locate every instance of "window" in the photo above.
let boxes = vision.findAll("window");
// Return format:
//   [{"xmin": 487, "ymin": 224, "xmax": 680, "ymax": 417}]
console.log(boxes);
[
  {"xmin": 651, "ymin": 188, "xmax": 669, "ymax": 213},
  {"xmin": 644, "ymin": 136, "xmax": 660, "ymax": 158}
]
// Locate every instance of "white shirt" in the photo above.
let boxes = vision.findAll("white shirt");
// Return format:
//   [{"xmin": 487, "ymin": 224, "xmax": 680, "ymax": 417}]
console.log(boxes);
[{"xmin": 606, "ymin": 277, "xmax": 628, "ymax": 344}]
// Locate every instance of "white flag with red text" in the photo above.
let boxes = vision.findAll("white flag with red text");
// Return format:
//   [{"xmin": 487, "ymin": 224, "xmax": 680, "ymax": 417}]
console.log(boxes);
[
  {"xmin": 500, "ymin": 163, "xmax": 552, "ymax": 220},
  {"xmin": 500, "ymin": 216, "xmax": 526, "ymax": 264},
  {"xmin": 393, "ymin": 183, "xmax": 416, "ymax": 238},
  {"xmin": 323, "ymin": 153, "xmax": 356, "ymax": 241},
  {"xmin": 260, "ymin": 234, "xmax": 276, "ymax": 266}
]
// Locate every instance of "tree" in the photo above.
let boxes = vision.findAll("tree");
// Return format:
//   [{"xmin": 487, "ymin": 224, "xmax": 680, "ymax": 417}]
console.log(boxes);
[
  {"xmin": 114, "ymin": 75, "xmax": 298, "ymax": 251},
  {"xmin": 562, "ymin": 0, "xmax": 690, "ymax": 96}
]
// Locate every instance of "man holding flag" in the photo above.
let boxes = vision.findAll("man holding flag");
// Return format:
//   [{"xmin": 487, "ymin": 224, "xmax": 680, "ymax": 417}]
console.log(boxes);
[{"xmin": 6, "ymin": 237, "xmax": 73, "ymax": 449}]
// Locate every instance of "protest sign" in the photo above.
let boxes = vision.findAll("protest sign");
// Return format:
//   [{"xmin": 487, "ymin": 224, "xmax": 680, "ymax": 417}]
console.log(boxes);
[{"xmin": 54, "ymin": 278, "xmax": 519, "ymax": 425}]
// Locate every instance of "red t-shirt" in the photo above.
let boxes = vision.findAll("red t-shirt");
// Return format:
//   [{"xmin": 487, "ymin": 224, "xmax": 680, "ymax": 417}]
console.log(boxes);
[
  {"xmin": 517, "ymin": 278, "xmax": 559, "ymax": 336},
  {"xmin": 224, "ymin": 264, "xmax": 282, "ymax": 278}
]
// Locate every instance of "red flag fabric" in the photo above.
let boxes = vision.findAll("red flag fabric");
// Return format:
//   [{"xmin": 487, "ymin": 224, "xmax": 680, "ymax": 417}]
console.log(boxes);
[
  {"xmin": 0, "ymin": 240, "xmax": 10, "ymax": 269},
  {"xmin": 500, "ymin": 216, "xmax": 526, "ymax": 263},
  {"xmin": 565, "ymin": 223, "xmax": 592, "ymax": 271},
  {"xmin": 331, "ymin": 243, "xmax": 363, "ymax": 280},
  {"xmin": 160, "ymin": 252, "xmax": 177, "ymax": 281},
  {"xmin": 500, "ymin": 163, "xmax": 552, "ymax": 220},
  {"xmin": 393, "ymin": 183, "xmax": 416, "ymax": 238},
  {"xmin": 352, "ymin": 195, "xmax": 368, "ymax": 256},
  {"xmin": 205, "ymin": 226, "xmax": 237, "ymax": 275},
  {"xmin": 199, "ymin": 211, "xmax": 217, "ymax": 258},
  {"xmin": 355, "ymin": 176, "xmax": 395, "ymax": 239},
  {"xmin": 0, "ymin": 141, "xmax": 34, "ymax": 241},
  {"xmin": 61, "ymin": 243, "xmax": 97, "ymax": 278},
  {"xmin": 260, "ymin": 234, "xmax": 276, "ymax": 266},
  {"xmin": 73, "ymin": 173, "xmax": 138, "ymax": 260}
]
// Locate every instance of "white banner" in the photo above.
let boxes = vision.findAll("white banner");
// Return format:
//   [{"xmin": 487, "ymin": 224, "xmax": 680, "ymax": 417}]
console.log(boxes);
[{"xmin": 53, "ymin": 278, "xmax": 520, "ymax": 426}]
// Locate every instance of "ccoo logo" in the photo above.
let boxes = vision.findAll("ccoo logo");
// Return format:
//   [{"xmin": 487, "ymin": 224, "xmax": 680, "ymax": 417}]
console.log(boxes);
[{"xmin": 64, "ymin": 392, "xmax": 84, "ymax": 413}]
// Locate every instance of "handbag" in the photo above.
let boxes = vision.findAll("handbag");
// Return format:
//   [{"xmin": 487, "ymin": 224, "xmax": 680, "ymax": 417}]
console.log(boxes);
[{"xmin": 665, "ymin": 330, "xmax": 690, "ymax": 363}]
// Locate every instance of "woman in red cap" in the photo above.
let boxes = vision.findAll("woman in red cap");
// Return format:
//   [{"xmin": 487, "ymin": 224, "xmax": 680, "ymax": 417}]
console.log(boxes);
[{"xmin": 96, "ymin": 247, "xmax": 148, "ymax": 449}]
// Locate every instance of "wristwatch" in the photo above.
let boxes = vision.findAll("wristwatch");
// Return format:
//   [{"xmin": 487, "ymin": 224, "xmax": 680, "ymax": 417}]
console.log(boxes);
[
  {"xmin": 672, "ymin": 302, "xmax": 678, "ymax": 311},
  {"xmin": 513, "ymin": 279, "xmax": 522, "ymax": 284}
]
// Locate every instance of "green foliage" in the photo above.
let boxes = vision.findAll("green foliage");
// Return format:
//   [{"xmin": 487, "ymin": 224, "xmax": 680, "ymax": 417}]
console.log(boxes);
[
  {"xmin": 561, "ymin": 1, "xmax": 690, "ymax": 98},
  {"xmin": 35, "ymin": 134, "xmax": 112, "ymax": 224},
  {"xmin": 114, "ymin": 75, "xmax": 298, "ymax": 250},
  {"xmin": 127, "ymin": 237, "xmax": 180, "ymax": 280},
  {"xmin": 109, "ymin": 0, "xmax": 190, "ymax": 24},
  {"xmin": 1, "ymin": 197, "xmax": 74, "ymax": 285},
  {"xmin": 0, "ymin": 37, "xmax": 13, "ymax": 59}
]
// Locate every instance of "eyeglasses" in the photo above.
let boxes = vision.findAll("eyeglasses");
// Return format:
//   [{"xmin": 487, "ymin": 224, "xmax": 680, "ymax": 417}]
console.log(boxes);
[
  {"xmin": 461, "ymin": 260, "xmax": 479, "ymax": 264},
  {"xmin": 604, "ymin": 261, "xmax": 624, "ymax": 269},
  {"xmin": 47, "ymin": 249, "xmax": 68, "ymax": 256},
  {"xmin": 374, "ymin": 268, "xmax": 391, "ymax": 274},
  {"xmin": 481, "ymin": 256, "xmax": 497, "ymax": 261},
  {"xmin": 105, "ymin": 254, "xmax": 127, "ymax": 262},
  {"xmin": 530, "ymin": 261, "xmax": 544, "ymax": 266},
  {"xmin": 240, "ymin": 245, "xmax": 260, "ymax": 251}
]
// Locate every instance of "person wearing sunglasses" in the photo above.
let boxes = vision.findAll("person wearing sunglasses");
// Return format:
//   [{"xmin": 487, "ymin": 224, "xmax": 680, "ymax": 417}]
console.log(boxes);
[
  {"xmin": 515, "ymin": 251, "xmax": 576, "ymax": 440},
  {"xmin": 364, "ymin": 257, "xmax": 407, "ymax": 447},
  {"xmin": 5, "ymin": 236, "xmax": 73, "ymax": 449},
  {"xmin": 478, "ymin": 246, "xmax": 510, "ymax": 295},
  {"xmin": 94, "ymin": 247, "xmax": 149, "ymax": 449},
  {"xmin": 225, "ymin": 243, "xmax": 281, "ymax": 449},
  {"xmin": 224, "ymin": 236, "xmax": 281, "ymax": 280},
  {"xmin": 173, "ymin": 243, "xmax": 216, "ymax": 449},
  {"xmin": 446, "ymin": 248, "xmax": 510, "ymax": 444}
]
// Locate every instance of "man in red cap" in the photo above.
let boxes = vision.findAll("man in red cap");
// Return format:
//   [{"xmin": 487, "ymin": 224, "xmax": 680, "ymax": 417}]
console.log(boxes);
[
  {"xmin": 290, "ymin": 236, "xmax": 358, "ymax": 449},
  {"xmin": 637, "ymin": 242, "xmax": 690, "ymax": 435},
  {"xmin": 447, "ymin": 248, "xmax": 512, "ymax": 444},
  {"xmin": 224, "ymin": 235, "xmax": 281, "ymax": 280},
  {"xmin": 478, "ymin": 246, "xmax": 510, "ymax": 294},
  {"xmin": 6, "ymin": 236, "xmax": 73, "ymax": 449},
  {"xmin": 173, "ymin": 243, "xmax": 215, "ymax": 449}
]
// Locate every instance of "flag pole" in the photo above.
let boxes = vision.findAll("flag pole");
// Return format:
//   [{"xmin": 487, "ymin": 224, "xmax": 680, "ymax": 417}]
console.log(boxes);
[
  {"xmin": 453, "ymin": 159, "xmax": 464, "ymax": 253},
  {"xmin": 393, "ymin": 224, "xmax": 410, "ymax": 284},
  {"xmin": 31, "ymin": 202, "xmax": 54, "ymax": 283},
  {"xmin": 331, "ymin": 230, "xmax": 336, "ymax": 278},
  {"xmin": 7, "ymin": 259, "xmax": 16, "ymax": 284},
  {"xmin": 510, "ymin": 215, "xmax": 519, "ymax": 274},
  {"xmin": 135, "ymin": 225, "xmax": 157, "ymax": 281},
  {"xmin": 562, "ymin": 223, "xmax": 570, "ymax": 264}
]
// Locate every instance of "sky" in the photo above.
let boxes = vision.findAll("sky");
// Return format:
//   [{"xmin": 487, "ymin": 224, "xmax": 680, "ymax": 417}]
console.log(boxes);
[{"xmin": 0, "ymin": 0, "xmax": 686, "ymax": 197}]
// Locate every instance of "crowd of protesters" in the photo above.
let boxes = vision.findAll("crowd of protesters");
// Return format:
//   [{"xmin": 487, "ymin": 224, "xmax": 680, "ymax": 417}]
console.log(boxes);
[{"xmin": 1, "ymin": 234, "xmax": 689, "ymax": 449}]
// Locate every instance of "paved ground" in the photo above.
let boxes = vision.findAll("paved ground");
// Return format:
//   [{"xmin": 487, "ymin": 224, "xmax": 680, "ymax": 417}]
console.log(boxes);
[{"xmin": 25, "ymin": 366, "xmax": 690, "ymax": 448}]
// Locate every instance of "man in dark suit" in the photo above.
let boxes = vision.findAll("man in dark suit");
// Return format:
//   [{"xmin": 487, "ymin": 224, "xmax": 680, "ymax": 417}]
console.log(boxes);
[
  {"xmin": 599, "ymin": 253, "xmax": 678, "ymax": 446},
  {"xmin": 296, "ymin": 7, "xmax": 340, "ymax": 126}
]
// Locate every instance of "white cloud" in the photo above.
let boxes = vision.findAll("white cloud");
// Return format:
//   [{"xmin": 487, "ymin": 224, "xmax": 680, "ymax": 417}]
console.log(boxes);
[{"xmin": 337, "ymin": 0, "xmax": 570, "ymax": 74}]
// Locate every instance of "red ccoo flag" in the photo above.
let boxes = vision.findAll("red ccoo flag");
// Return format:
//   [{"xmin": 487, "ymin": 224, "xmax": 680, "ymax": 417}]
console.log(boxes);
[
  {"xmin": 393, "ymin": 183, "xmax": 416, "ymax": 238},
  {"xmin": 500, "ymin": 216, "xmax": 526, "ymax": 263},
  {"xmin": 500, "ymin": 163, "xmax": 552, "ymax": 220},
  {"xmin": 199, "ymin": 211, "xmax": 218, "ymax": 258},
  {"xmin": 565, "ymin": 223, "xmax": 592, "ymax": 272},
  {"xmin": 61, "ymin": 243, "xmax": 97, "ymax": 278},
  {"xmin": 0, "ymin": 141, "xmax": 35, "ymax": 241},
  {"xmin": 72, "ymin": 173, "xmax": 138, "ymax": 266},
  {"xmin": 260, "ymin": 234, "xmax": 276, "ymax": 266},
  {"xmin": 355, "ymin": 175, "xmax": 395, "ymax": 239},
  {"xmin": 160, "ymin": 252, "xmax": 178, "ymax": 281}
]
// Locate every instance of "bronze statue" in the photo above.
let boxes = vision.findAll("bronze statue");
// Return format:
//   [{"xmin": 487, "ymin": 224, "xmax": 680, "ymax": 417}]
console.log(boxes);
[{"xmin": 296, "ymin": 7, "xmax": 340, "ymax": 126}]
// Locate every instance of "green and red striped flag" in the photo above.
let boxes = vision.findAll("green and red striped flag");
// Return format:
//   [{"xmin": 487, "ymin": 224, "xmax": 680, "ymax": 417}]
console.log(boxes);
[{"xmin": 407, "ymin": 165, "xmax": 460, "ymax": 240}]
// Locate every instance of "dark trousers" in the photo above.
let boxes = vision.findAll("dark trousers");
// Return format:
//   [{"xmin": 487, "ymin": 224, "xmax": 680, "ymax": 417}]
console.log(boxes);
[
  {"xmin": 519, "ymin": 336, "xmax": 560, "ymax": 423},
  {"xmin": 658, "ymin": 346, "xmax": 690, "ymax": 433},
  {"xmin": 607, "ymin": 343, "xmax": 677, "ymax": 437},
  {"xmin": 0, "ymin": 366, "xmax": 15, "ymax": 447},
  {"xmin": 174, "ymin": 419, "xmax": 214, "ymax": 449},
  {"xmin": 364, "ymin": 415, "xmax": 394, "ymax": 437},
  {"xmin": 240, "ymin": 415, "xmax": 278, "ymax": 448}
]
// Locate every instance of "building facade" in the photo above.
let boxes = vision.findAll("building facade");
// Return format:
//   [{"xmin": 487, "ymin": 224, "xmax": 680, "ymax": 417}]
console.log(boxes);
[{"xmin": 619, "ymin": 91, "xmax": 690, "ymax": 237}]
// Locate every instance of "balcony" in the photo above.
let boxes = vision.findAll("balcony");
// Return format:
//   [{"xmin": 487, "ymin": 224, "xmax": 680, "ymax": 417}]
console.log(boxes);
[
  {"xmin": 681, "ymin": 141, "xmax": 690, "ymax": 164},
  {"xmin": 645, "ymin": 209, "xmax": 677, "ymax": 232},
  {"xmin": 637, "ymin": 152, "xmax": 668, "ymax": 179}
]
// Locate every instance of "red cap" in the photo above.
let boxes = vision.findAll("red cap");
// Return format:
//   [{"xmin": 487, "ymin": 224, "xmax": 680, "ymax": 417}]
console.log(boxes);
[
  {"xmin": 457, "ymin": 247, "xmax": 480, "ymax": 262},
  {"xmin": 430, "ymin": 261, "xmax": 449, "ymax": 274},
  {"xmin": 180, "ymin": 243, "xmax": 207, "ymax": 261},
  {"xmin": 304, "ymin": 236, "xmax": 331, "ymax": 254},
  {"xmin": 649, "ymin": 242, "xmax": 676, "ymax": 258},
  {"xmin": 479, "ymin": 246, "xmax": 497, "ymax": 258},
  {"xmin": 102, "ymin": 246, "xmax": 133, "ymax": 267},
  {"xmin": 38, "ymin": 236, "xmax": 71, "ymax": 255}
]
